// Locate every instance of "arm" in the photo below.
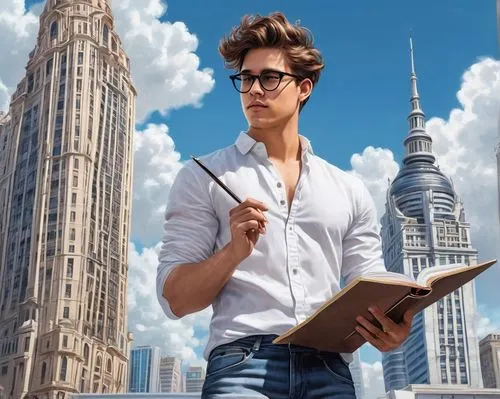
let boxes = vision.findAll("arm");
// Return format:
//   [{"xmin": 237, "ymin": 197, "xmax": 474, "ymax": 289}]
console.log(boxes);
[
  {"xmin": 341, "ymin": 180, "xmax": 386, "ymax": 284},
  {"xmin": 156, "ymin": 162, "xmax": 268, "ymax": 319},
  {"xmin": 341, "ymin": 180, "xmax": 414, "ymax": 349}
]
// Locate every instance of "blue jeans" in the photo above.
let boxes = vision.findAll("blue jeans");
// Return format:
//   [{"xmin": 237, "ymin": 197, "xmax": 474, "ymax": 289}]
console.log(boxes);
[{"xmin": 202, "ymin": 335, "xmax": 356, "ymax": 398}]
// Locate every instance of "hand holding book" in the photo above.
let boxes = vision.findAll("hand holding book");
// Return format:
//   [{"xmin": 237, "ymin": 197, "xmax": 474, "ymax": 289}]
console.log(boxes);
[{"xmin": 273, "ymin": 259, "xmax": 497, "ymax": 353}]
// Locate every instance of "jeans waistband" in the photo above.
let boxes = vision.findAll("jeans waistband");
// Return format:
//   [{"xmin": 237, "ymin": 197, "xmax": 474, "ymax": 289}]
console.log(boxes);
[{"xmin": 228, "ymin": 334, "xmax": 337, "ymax": 354}]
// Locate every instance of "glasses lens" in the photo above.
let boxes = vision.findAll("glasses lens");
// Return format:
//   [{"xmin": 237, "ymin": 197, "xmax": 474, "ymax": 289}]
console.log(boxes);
[{"xmin": 260, "ymin": 72, "xmax": 281, "ymax": 91}]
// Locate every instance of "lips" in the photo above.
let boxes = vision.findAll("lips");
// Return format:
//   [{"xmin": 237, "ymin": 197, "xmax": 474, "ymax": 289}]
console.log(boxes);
[{"xmin": 248, "ymin": 103, "xmax": 268, "ymax": 109}]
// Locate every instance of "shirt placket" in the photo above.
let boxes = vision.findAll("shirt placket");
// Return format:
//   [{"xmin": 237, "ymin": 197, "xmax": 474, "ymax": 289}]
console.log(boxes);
[{"xmin": 268, "ymin": 156, "xmax": 310, "ymax": 325}]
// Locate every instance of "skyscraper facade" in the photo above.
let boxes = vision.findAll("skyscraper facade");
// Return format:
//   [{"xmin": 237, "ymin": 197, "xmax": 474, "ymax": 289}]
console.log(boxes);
[
  {"xmin": 349, "ymin": 350, "xmax": 365, "ymax": 399},
  {"xmin": 380, "ymin": 39, "xmax": 483, "ymax": 391},
  {"xmin": 129, "ymin": 346, "xmax": 161, "ymax": 393},
  {"xmin": 479, "ymin": 334, "xmax": 500, "ymax": 388},
  {"xmin": 0, "ymin": 0, "xmax": 136, "ymax": 397},
  {"xmin": 185, "ymin": 366, "xmax": 206, "ymax": 393},
  {"xmin": 159, "ymin": 356, "xmax": 183, "ymax": 393}
]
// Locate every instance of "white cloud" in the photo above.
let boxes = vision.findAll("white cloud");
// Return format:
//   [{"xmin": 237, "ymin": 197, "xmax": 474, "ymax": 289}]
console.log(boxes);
[
  {"xmin": 476, "ymin": 304, "xmax": 500, "ymax": 339},
  {"xmin": 348, "ymin": 146, "xmax": 399, "ymax": 217},
  {"xmin": 0, "ymin": 0, "xmax": 40, "ymax": 112},
  {"xmin": 425, "ymin": 57, "xmax": 500, "ymax": 264},
  {"xmin": 111, "ymin": 0, "xmax": 215, "ymax": 121},
  {"xmin": 127, "ymin": 241, "xmax": 213, "ymax": 364},
  {"xmin": 131, "ymin": 123, "xmax": 184, "ymax": 246},
  {"xmin": 362, "ymin": 361, "xmax": 386, "ymax": 399}
]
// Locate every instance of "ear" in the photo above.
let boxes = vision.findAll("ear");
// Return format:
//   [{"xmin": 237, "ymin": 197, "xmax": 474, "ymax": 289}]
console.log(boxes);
[{"xmin": 298, "ymin": 78, "xmax": 313, "ymax": 103}]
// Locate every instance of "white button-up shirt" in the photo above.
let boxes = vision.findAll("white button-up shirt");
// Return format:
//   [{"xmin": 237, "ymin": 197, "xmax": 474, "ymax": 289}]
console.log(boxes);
[{"xmin": 156, "ymin": 132, "xmax": 386, "ymax": 361}]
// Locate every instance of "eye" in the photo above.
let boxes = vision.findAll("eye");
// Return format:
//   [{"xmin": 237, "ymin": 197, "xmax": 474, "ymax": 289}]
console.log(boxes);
[
  {"xmin": 262, "ymin": 73, "xmax": 280, "ymax": 82},
  {"xmin": 239, "ymin": 74, "xmax": 253, "ymax": 83}
]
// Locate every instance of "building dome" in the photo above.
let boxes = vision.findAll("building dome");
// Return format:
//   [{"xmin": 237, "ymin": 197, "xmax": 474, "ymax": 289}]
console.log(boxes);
[{"xmin": 390, "ymin": 161, "xmax": 456, "ymax": 217}]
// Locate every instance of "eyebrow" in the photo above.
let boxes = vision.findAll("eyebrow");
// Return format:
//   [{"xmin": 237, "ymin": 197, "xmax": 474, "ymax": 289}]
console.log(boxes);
[{"xmin": 239, "ymin": 68, "xmax": 281, "ymax": 74}]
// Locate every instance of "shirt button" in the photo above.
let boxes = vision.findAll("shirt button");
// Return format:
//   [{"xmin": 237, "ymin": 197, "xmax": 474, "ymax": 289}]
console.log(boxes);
[
  {"xmin": 293, "ymin": 269, "xmax": 298, "ymax": 275},
  {"xmin": 277, "ymin": 182, "xmax": 282, "ymax": 188},
  {"xmin": 280, "ymin": 200, "xmax": 286, "ymax": 206}
]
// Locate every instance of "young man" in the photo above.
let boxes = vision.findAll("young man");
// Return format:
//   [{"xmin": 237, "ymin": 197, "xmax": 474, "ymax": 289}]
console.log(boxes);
[{"xmin": 157, "ymin": 12, "xmax": 414, "ymax": 398}]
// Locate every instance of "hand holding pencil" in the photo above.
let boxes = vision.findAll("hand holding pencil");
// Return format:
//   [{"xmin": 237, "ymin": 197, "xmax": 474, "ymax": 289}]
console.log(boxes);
[{"xmin": 191, "ymin": 156, "xmax": 269, "ymax": 262}]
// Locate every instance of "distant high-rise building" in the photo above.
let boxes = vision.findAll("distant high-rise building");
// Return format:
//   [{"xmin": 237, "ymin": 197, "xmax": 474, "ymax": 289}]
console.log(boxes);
[
  {"xmin": 185, "ymin": 366, "xmax": 206, "ymax": 393},
  {"xmin": 380, "ymin": 39, "xmax": 483, "ymax": 391},
  {"xmin": 159, "ymin": 356, "xmax": 183, "ymax": 393},
  {"xmin": 480, "ymin": 334, "xmax": 500, "ymax": 388},
  {"xmin": 349, "ymin": 350, "xmax": 365, "ymax": 399},
  {"xmin": 0, "ymin": 0, "xmax": 136, "ymax": 397},
  {"xmin": 129, "ymin": 346, "xmax": 161, "ymax": 393}
]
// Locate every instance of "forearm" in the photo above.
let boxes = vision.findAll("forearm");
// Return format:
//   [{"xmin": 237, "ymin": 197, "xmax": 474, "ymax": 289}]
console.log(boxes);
[{"xmin": 162, "ymin": 243, "xmax": 240, "ymax": 318}]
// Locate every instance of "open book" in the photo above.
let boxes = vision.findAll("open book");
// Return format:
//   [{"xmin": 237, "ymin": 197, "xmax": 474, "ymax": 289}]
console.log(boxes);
[{"xmin": 273, "ymin": 259, "xmax": 497, "ymax": 353}]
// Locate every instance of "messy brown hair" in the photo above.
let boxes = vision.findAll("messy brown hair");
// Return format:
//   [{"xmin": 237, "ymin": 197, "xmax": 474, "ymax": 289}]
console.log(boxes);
[{"xmin": 219, "ymin": 12, "xmax": 324, "ymax": 111}]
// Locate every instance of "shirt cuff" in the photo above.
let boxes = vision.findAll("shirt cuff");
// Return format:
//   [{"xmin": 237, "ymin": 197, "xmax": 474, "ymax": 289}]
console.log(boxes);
[{"xmin": 156, "ymin": 263, "xmax": 181, "ymax": 320}]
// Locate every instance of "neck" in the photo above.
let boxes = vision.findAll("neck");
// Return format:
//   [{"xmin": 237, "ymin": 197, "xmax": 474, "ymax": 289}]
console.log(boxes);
[{"xmin": 247, "ymin": 114, "xmax": 301, "ymax": 163}]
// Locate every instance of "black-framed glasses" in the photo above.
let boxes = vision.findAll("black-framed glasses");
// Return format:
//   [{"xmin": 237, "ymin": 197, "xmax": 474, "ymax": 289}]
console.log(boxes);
[{"xmin": 229, "ymin": 70, "xmax": 300, "ymax": 93}]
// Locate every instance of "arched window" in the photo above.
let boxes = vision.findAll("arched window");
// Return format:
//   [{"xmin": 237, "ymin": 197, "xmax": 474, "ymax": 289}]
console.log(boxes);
[
  {"xmin": 83, "ymin": 344, "xmax": 89, "ymax": 365},
  {"xmin": 50, "ymin": 21, "xmax": 58, "ymax": 40},
  {"xmin": 41, "ymin": 362, "xmax": 47, "ymax": 384},
  {"xmin": 106, "ymin": 358, "xmax": 112, "ymax": 373},
  {"xmin": 103, "ymin": 25, "xmax": 109, "ymax": 47},
  {"xmin": 60, "ymin": 356, "xmax": 67, "ymax": 381}
]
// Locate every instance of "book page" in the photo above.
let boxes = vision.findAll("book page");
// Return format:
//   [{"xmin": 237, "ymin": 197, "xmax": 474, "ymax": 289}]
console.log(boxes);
[
  {"xmin": 416, "ymin": 263, "xmax": 466, "ymax": 286},
  {"xmin": 361, "ymin": 270, "xmax": 416, "ymax": 284}
]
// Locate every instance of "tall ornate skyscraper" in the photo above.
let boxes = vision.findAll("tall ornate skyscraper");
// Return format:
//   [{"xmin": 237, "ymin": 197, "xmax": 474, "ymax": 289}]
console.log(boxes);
[
  {"xmin": 380, "ymin": 39, "xmax": 483, "ymax": 391},
  {"xmin": 0, "ymin": 0, "xmax": 136, "ymax": 397}
]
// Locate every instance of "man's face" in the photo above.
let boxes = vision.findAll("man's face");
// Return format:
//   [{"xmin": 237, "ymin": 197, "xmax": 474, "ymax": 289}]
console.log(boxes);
[{"xmin": 238, "ymin": 48, "xmax": 305, "ymax": 130}]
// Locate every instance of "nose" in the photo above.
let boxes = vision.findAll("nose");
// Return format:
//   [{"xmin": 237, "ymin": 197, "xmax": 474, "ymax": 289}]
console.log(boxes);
[{"xmin": 249, "ymin": 77, "xmax": 264, "ymax": 96}]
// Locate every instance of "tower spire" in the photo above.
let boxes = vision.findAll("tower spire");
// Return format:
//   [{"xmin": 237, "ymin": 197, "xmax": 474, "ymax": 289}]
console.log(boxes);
[{"xmin": 402, "ymin": 36, "xmax": 436, "ymax": 166}]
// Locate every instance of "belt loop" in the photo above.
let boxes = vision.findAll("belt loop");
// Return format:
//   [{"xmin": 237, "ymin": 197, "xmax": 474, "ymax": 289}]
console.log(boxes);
[{"xmin": 252, "ymin": 336, "xmax": 262, "ymax": 352}]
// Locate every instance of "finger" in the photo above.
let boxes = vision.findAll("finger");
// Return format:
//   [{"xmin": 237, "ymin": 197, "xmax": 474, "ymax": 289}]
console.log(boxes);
[
  {"xmin": 233, "ymin": 220, "xmax": 261, "ymax": 236},
  {"xmin": 356, "ymin": 316, "xmax": 398, "ymax": 345},
  {"xmin": 402, "ymin": 308, "xmax": 415, "ymax": 326},
  {"xmin": 368, "ymin": 306, "xmax": 398, "ymax": 334},
  {"xmin": 355, "ymin": 325, "xmax": 387, "ymax": 351},
  {"xmin": 231, "ymin": 207, "xmax": 268, "ymax": 224},
  {"xmin": 230, "ymin": 199, "xmax": 269, "ymax": 217}
]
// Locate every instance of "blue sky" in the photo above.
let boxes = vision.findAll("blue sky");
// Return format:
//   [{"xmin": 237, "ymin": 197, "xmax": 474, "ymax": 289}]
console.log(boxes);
[
  {"xmin": 144, "ymin": 0, "xmax": 498, "ymax": 167},
  {"xmin": 20, "ymin": 0, "xmax": 500, "ymax": 375}
]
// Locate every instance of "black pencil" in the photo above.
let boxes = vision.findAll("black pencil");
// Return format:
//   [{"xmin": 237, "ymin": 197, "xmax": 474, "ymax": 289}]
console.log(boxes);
[{"xmin": 191, "ymin": 156, "xmax": 243, "ymax": 204}]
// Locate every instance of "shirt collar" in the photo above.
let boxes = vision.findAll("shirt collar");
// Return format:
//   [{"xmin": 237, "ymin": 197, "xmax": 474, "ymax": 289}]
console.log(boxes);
[{"xmin": 235, "ymin": 131, "xmax": 314, "ymax": 157}]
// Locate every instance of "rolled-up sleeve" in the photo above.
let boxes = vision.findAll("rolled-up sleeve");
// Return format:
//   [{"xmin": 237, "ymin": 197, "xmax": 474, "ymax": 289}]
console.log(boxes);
[
  {"xmin": 156, "ymin": 161, "xmax": 219, "ymax": 319},
  {"xmin": 341, "ymin": 180, "xmax": 387, "ymax": 285}
]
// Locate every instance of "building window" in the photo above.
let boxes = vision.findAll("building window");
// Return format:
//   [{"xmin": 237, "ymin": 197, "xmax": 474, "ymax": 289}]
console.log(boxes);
[
  {"xmin": 107, "ymin": 358, "xmax": 112, "ymax": 373},
  {"xmin": 50, "ymin": 21, "xmax": 58, "ymax": 40},
  {"xmin": 84, "ymin": 344, "xmax": 89, "ymax": 365},
  {"xmin": 60, "ymin": 356, "xmax": 67, "ymax": 381},
  {"xmin": 67, "ymin": 258, "xmax": 74, "ymax": 278},
  {"xmin": 70, "ymin": 211, "xmax": 76, "ymax": 222},
  {"xmin": 69, "ymin": 245, "xmax": 75, "ymax": 253},
  {"xmin": 65, "ymin": 284, "xmax": 71, "ymax": 298},
  {"xmin": 72, "ymin": 193, "xmax": 77, "ymax": 204},
  {"xmin": 70, "ymin": 228, "xmax": 76, "ymax": 241},
  {"xmin": 63, "ymin": 335, "xmax": 68, "ymax": 348},
  {"xmin": 41, "ymin": 362, "xmax": 47, "ymax": 384},
  {"xmin": 24, "ymin": 337, "xmax": 30, "ymax": 352},
  {"xmin": 63, "ymin": 307, "xmax": 69, "ymax": 318},
  {"xmin": 103, "ymin": 25, "xmax": 109, "ymax": 47}
]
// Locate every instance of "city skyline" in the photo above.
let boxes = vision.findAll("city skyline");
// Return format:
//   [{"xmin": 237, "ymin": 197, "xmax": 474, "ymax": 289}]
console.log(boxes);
[{"xmin": 1, "ymin": 1, "xmax": 499, "ymax": 398}]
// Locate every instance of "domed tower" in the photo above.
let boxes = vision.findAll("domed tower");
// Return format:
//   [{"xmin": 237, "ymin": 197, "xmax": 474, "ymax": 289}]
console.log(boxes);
[
  {"xmin": 0, "ymin": 0, "xmax": 136, "ymax": 397},
  {"xmin": 380, "ymin": 39, "xmax": 482, "ymax": 392}
]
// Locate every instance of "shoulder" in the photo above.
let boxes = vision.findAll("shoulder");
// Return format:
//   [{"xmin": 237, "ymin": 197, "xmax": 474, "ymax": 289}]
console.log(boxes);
[
  {"xmin": 173, "ymin": 143, "xmax": 239, "ymax": 187},
  {"xmin": 311, "ymin": 154, "xmax": 368, "ymax": 198}
]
